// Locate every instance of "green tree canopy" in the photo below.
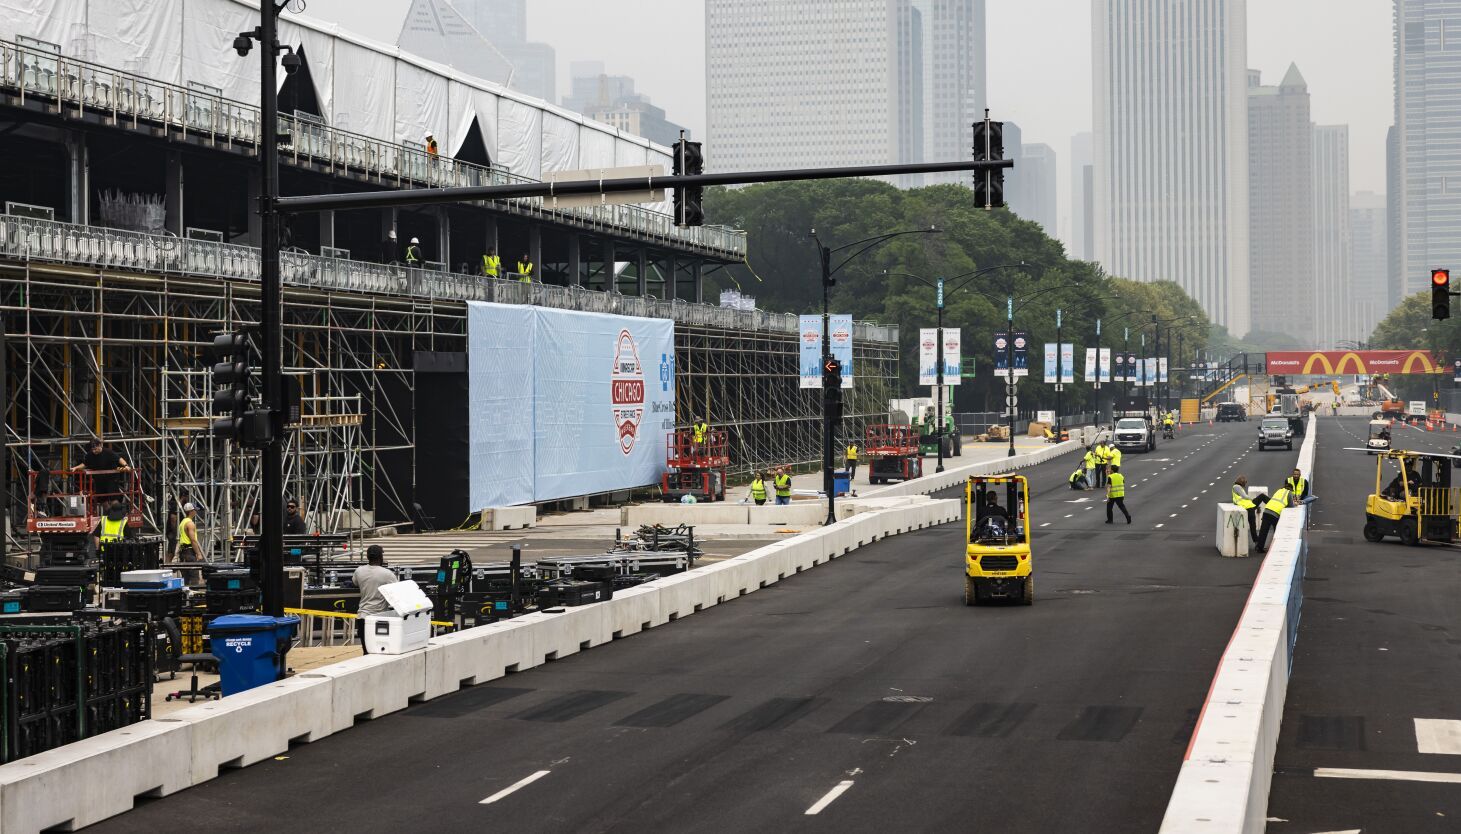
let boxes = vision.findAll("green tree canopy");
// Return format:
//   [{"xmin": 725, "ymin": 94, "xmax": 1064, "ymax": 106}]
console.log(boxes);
[{"xmin": 705, "ymin": 179, "xmax": 1212, "ymax": 412}]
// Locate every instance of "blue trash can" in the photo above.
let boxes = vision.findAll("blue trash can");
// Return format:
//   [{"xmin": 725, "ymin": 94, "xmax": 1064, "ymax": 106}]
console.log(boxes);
[
  {"xmin": 209, "ymin": 614, "xmax": 301, "ymax": 696},
  {"xmin": 832, "ymin": 469, "xmax": 852, "ymax": 497}
]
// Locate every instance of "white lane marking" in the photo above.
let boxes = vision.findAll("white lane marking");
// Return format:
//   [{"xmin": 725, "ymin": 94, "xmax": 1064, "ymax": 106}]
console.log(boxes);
[
  {"xmin": 1181, "ymin": 504, "xmax": 1188, "ymax": 508},
  {"xmin": 1415, "ymin": 718, "xmax": 1461, "ymax": 755},
  {"xmin": 1065, "ymin": 513, "xmax": 1074, "ymax": 518},
  {"xmin": 481, "ymin": 770, "xmax": 551, "ymax": 804},
  {"xmin": 1315, "ymin": 766, "xmax": 1461, "ymax": 784},
  {"xmin": 1154, "ymin": 523, "xmax": 1164, "ymax": 528},
  {"xmin": 1170, "ymin": 513, "xmax": 1178, "ymax": 518},
  {"xmin": 805, "ymin": 780, "xmax": 855, "ymax": 815},
  {"xmin": 1040, "ymin": 522, "xmax": 1051, "ymax": 527}
]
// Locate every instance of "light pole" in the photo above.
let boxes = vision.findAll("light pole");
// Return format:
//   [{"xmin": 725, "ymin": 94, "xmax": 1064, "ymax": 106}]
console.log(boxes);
[
  {"xmin": 813, "ymin": 228, "xmax": 940, "ymax": 525},
  {"xmin": 883, "ymin": 262, "xmax": 1026, "ymax": 472},
  {"xmin": 1147, "ymin": 315, "xmax": 1196, "ymax": 415}
]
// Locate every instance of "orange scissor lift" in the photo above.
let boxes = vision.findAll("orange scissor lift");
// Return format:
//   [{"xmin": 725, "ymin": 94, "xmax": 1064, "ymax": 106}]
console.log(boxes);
[
  {"xmin": 26, "ymin": 469, "xmax": 145, "ymax": 535},
  {"xmin": 661, "ymin": 428, "xmax": 730, "ymax": 502},
  {"xmin": 866, "ymin": 424, "xmax": 923, "ymax": 485}
]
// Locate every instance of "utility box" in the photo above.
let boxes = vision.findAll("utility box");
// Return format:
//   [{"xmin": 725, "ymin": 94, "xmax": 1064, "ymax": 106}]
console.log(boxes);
[
  {"xmin": 1215, "ymin": 503, "xmax": 1251, "ymax": 558},
  {"xmin": 364, "ymin": 580, "xmax": 433, "ymax": 655}
]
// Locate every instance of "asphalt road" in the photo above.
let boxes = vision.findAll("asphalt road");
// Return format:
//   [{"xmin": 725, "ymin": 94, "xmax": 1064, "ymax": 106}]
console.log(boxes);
[
  {"xmin": 1267, "ymin": 415, "xmax": 1461, "ymax": 834},
  {"xmin": 93, "ymin": 421, "xmax": 1301, "ymax": 834}
]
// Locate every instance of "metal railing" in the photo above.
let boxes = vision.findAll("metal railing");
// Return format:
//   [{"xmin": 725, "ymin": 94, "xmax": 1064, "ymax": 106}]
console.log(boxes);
[
  {"xmin": 0, "ymin": 37, "xmax": 746, "ymax": 257},
  {"xmin": 0, "ymin": 212, "xmax": 898, "ymax": 343}
]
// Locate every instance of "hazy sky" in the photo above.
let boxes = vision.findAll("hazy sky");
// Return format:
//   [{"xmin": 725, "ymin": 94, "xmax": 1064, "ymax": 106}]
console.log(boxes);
[{"xmin": 301, "ymin": 0, "xmax": 1393, "ymax": 239}]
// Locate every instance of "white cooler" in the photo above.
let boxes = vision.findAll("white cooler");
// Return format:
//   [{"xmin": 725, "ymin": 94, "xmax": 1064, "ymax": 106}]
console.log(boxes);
[{"xmin": 363, "ymin": 580, "xmax": 433, "ymax": 655}]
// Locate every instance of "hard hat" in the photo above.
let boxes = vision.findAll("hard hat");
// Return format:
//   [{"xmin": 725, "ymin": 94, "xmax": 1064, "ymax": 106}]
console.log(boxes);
[
  {"xmin": 388, "ymin": 229, "xmax": 396, "ymax": 238},
  {"xmin": 183, "ymin": 502, "xmax": 196, "ymax": 512},
  {"xmin": 410, "ymin": 237, "xmax": 420, "ymax": 244}
]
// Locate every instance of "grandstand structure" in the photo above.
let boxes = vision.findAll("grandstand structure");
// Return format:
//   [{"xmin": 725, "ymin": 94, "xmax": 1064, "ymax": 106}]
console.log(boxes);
[{"xmin": 0, "ymin": 7, "xmax": 899, "ymax": 554}]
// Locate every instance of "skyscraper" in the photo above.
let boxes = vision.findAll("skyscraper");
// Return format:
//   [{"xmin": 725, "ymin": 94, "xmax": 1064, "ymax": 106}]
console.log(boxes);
[
  {"xmin": 1247, "ymin": 65, "xmax": 1314, "ymax": 344},
  {"xmin": 562, "ymin": 62, "xmax": 687, "ymax": 147},
  {"xmin": 1313, "ymin": 125, "xmax": 1353, "ymax": 349},
  {"xmin": 1009, "ymin": 143, "xmax": 1058, "ymax": 236},
  {"xmin": 1092, "ymin": 0, "xmax": 1250, "ymax": 336},
  {"xmin": 1070, "ymin": 132, "xmax": 1094, "ymax": 260},
  {"xmin": 1392, "ymin": 0, "xmax": 1461, "ymax": 299},
  {"xmin": 1352, "ymin": 191, "xmax": 1390, "ymax": 341},
  {"xmin": 915, "ymin": 0, "xmax": 987, "ymax": 186},
  {"xmin": 706, "ymin": 0, "xmax": 923, "ymax": 174},
  {"xmin": 415, "ymin": 0, "xmax": 556, "ymax": 102}
]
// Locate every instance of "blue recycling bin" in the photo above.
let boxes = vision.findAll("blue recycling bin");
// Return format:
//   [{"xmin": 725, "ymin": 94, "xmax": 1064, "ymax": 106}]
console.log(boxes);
[
  {"xmin": 832, "ymin": 469, "xmax": 852, "ymax": 497},
  {"xmin": 209, "ymin": 614, "xmax": 301, "ymax": 696}
]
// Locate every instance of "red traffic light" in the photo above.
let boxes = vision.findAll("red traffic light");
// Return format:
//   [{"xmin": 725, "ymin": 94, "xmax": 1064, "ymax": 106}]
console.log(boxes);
[{"xmin": 1434, "ymin": 268, "xmax": 1451, "ymax": 287}]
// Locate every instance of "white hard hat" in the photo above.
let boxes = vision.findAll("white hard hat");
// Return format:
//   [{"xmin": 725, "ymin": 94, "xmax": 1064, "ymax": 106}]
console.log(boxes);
[
  {"xmin": 410, "ymin": 237, "xmax": 419, "ymax": 244},
  {"xmin": 183, "ymin": 502, "xmax": 196, "ymax": 512},
  {"xmin": 388, "ymin": 229, "xmax": 396, "ymax": 238}
]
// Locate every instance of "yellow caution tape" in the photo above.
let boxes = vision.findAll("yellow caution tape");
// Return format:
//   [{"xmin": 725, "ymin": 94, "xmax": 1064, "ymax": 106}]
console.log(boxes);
[{"xmin": 284, "ymin": 607, "xmax": 455, "ymax": 629}]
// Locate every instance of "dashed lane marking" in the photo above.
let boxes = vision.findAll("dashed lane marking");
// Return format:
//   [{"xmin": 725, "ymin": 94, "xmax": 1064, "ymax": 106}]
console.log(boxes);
[
  {"xmin": 480, "ymin": 770, "xmax": 552, "ymax": 804},
  {"xmin": 805, "ymin": 781, "xmax": 855, "ymax": 815},
  {"xmin": 1154, "ymin": 523, "xmax": 1164, "ymax": 528}
]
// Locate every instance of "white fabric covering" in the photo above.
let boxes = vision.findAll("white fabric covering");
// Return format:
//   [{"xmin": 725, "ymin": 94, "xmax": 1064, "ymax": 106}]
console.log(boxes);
[
  {"xmin": 497, "ymin": 95, "xmax": 542, "ymax": 179},
  {"xmin": 330, "ymin": 37, "xmax": 394, "ymax": 137},
  {"xmin": 278, "ymin": 18, "xmax": 336, "ymax": 115},
  {"xmin": 181, "ymin": 0, "xmax": 257, "ymax": 104},
  {"xmin": 471, "ymin": 89, "xmax": 501, "ymax": 166},
  {"xmin": 0, "ymin": 0, "xmax": 87, "ymax": 52},
  {"xmin": 90, "ymin": 0, "xmax": 183, "ymax": 84},
  {"xmin": 578, "ymin": 126, "xmax": 616, "ymax": 170},
  {"xmin": 614, "ymin": 139, "xmax": 649, "ymax": 169},
  {"xmin": 540, "ymin": 112, "xmax": 580, "ymax": 174},
  {"xmin": 394, "ymin": 59, "xmax": 449, "ymax": 147}
]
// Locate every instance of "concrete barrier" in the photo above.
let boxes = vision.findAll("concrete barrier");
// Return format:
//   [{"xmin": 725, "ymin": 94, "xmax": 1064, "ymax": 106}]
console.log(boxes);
[
  {"xmin": 619, "ymin": 503, "xmax": 749, "ymax": 526},
  {"xmin": 479, "ymin": 505, "xmax": 536, "ymax": 530},
  {"xmin": 307, "ymin": 651, "xmax": 427, "ymax": 733},
  {"xmin": 179, "ymin": 673, "xmax": 334, "ymax": 782},
  {"xmin": 1214, "ymin": 503, "xmax": 1251, "ymax": 557},
  {"xmin": 422, "ymin": 625, "xmax": 507, "ymax": 700},
  {"xmin": 1160, "ymin": 414, "xmax": 1316, "ymax": 834},
  {"xmin": 869, "ymin": 438, "xmax": 1083, "ymax": 498}
]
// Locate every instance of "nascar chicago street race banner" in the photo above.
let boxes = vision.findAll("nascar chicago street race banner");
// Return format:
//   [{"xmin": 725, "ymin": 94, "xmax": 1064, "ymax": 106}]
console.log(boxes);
[{"xmin": 1265, "ymin": 350, "xmax": 1442, "ymax": 375}]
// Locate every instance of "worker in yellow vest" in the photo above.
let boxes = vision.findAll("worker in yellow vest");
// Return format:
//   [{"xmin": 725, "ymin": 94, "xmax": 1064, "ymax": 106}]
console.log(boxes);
[
  {"xmin": 1105, "ymin": 465, "xmax": 1131, "ymax": 524},
  {"xmin": 91, "ymin": 501, "xmax": 130, "ymax": 551},
  {"xmin": 1255, "ymin": 487, "xmax": 1294, "ymax": 553},
  {"xmin": 1093, "ymin": 440, "xmax": 1111, "ymax": 487},
  {"xmin": 845, "ymin": 442, "xmax": 859, "ymax": 480},
  {"xmin": 1231, "ymin": 475, "xmax": 1260, "ymax": 543},
  {"xmin": 1083, "ymin": 445, "xmax": 1099, "ymax": 483},
  {"xmin": 749, "ymin": 473, "xmax": 768, "ymax": 506},
  {"xmin": 773, "ymin": 467, "xmax": 793, "ymax": 506},
  {"xmin": 481, "ymin": 247, "xmax": 501, "ymax": 278},
  {"xmin": 517, "ymin": 253, "xmax": 535, "ymax": 283},
  {"xmin": 175, "ymin": 502, "xmax": 203, "ymax": 563}
]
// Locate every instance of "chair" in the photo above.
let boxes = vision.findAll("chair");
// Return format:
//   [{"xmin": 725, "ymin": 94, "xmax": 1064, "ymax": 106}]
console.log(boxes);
[
  {"xmin": 166, "ymin": 653, "xmax": 221, "ymax": 702},
  {"xmin": 411, "ymin": 501, "xmax": 436, "ymax": 533}
]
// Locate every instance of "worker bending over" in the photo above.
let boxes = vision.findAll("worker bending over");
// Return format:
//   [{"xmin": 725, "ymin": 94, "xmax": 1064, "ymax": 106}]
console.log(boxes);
[
  {"xmin": 1255, "ymin": 487, "xmax": 1296, "ymax": 553},
  {"xmin": 1105, "ymin": 465, "xmax": 1131, "ymax": 524},
  {"xmin": 1231, "ymin": 475, "xmax": 1261, "ymax": 544}
]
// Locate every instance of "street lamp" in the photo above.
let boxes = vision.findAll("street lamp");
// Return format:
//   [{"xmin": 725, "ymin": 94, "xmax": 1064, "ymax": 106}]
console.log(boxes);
[
  {"xmin": 883, "ymin": 262, "xmax": 1026, "ymax": 472},
  {"xmin": 1146, "ymin": 315, "xmax": 1197, "ymax": 413},
  {"xmin": 813, "ymin": 227, "xmax": 941, "ymax": 525}
]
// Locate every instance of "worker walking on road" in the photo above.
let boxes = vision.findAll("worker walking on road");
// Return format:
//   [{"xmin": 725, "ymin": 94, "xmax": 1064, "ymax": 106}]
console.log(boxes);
[
  {"xmin": 353, "ymin": 545, "xmax": 397, "ymax": 655},
  {"xmin": 481, "ymin": 246, "xmax": 501, "ymax": 278},
  {"xmin": 517, "ymin": 253, "xmax": 535, "ymax": 283},
  {"xmin": 1254, "ymin": 487, "xmax": 1296, "ymax": 553},
  {"xmin": 1105, "ymin": 465, "xmax": 1131, "ymax": 524},
  {"xmin": 773, "ymin": 467, "xmax": 793, "ymax": 506},
  {"xmin": 175, "ymin": 502, "xmax": 203, "ymax": 563},
  {"xmin": 749, "ymin": 472, "xmax": 768, "ymax": 506},
  {"xmin": 845, "ymin": 442, "xmax": 859, "ymax": 480},
  {"xmin": 1231, "ymin": 475, "xmax": 1261, "ymax": 543}
]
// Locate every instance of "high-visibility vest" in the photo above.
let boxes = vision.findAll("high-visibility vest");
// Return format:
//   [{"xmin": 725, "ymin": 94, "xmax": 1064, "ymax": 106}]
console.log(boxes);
[
  {"xmin": 517, "ymin": 261, "xmax": 534, "ymax": 282},
  {"xmin": 99, "ymin": 516, "xmax": 126, "ymax": 543},
  {"xmin": 1285, "ymin": 476, "xmax": 1308, "ymax": 498},
  {"xmin": 1096, "ymin": 446, "xmax": 1111, "ymax": 463},
  {"xmin": 692, "ymin": 422, "xmax": 709, "ymax": 444},
  {"xmin": 1231, "ymin": 484, "xmax": 1256, "ymax": 509},
  {"xmin": 1109, "ymin": 448, "xmax": 1123, "ymax": 468},
  {"xmin": 1070, "ymin": 467, "xmax": 1086, "ymax": 485},
  {"xmin": 178, "ymin": 517, "xmax": 194, "ymax": 547},
  {"xmin": 426, "ymin": 138, "xmax": 439, "ymax": 156},
  {"xmin": 774, "ymin": 474, "xmax": 792, "ymax": 497},
  {"xmin": 1107, "ymin": 473, "xmax": 1126, "ymax": 499},
  {"xmin": 405, "ymin": 245, "xmax": 421, "ymax": 264},
  {"xmin": 846, "ymin": 445, "xmax": 858, "ymax": 461},
  {"xmin": 749, "ymin": 479, "xmax": 767, "ymax": 501},
  {"xmin": 1083, "ymin": 451, "xmax": 1097, "ymax": 470},
  {"xmin": 482, "ymin": 254, "xmax": 501, "ymax": 277},
  {"xmin": 1264, "ymin": 488, "xmax": 1291, "ymax": 516}
]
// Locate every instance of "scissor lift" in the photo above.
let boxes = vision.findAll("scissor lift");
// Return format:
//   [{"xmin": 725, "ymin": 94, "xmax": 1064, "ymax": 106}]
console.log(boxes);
[
  {"xmin": 26, "ymin": 468, "xmax": 145, "ymax": 537},
  {"xmin": 866, "ymin": 424, "xmax": 922, "ymax": 485},
  {"xmin": 661, "ymin": 428, "xmax": 730, "ymax": 502}
]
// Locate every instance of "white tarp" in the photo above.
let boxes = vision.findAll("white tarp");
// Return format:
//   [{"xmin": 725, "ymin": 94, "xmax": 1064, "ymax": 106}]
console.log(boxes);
[
  {"xmin": 615, "ymin": 139, "xmax": 648, "ymax": 169},
  {"xmin": 467, "ymin": 303, "xmax": 535, "ymax": 509},
  {"xmin": 540, "ymin": 111, "xmax": 581, "ymax": 174},
  {"xmin": 182, "ymin": 0, "xmax": 257, "ymax": 104},
  {"xmin": 579, "ymin": 126, "xmax": 616, "ymax": 170},
  {"xmin": 447, "ymin": 80, "xmax": 474, "ymax": 157},
  {"xmin": 470, "ymin": 89, "xmax": 501, "ymax": 166},
  {"xmin": 278, "ymin": 18, "xmax": 336, "ymax": 115},
  {"xmin": 394, "ymin": 59, "xmax": 448, "ymax": 147},
  {"xmin": 497, "ymin": 96, "xmax": 542, "ymax": 178},
  {"xmin": 0, "ymin": 0, "xmax": 87, "ymax": 52},
  {"xmin": 331, "ymin": 37, "xmax": 394, "ymax": 137},
  {"xmin": 89, "ymin": 0, "xmax": 183, "ymax": 84}
]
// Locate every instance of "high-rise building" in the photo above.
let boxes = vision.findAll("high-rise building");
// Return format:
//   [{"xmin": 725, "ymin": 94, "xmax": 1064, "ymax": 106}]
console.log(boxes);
[
  {"xmin": 1070, "ymin": 132, "xmax": 1094, "ymax": 260},
  {"xmin": 1313, "ymin": 125, "xmax": 1352, "ymax": 349},
  {"xmin": 1010, "ymin": 143, "xmax": 1058, "ymax": 236},
  {"xmin": 1092, "ymin": 0, "xmax": 1250, "ymax": 336},
  {"xmin": 915, "ymin": 0, "xmax": 987, "ymax": 186},
  {"xmin": 1352, "ymin": 191, "xmax": 1390, "ymax": 341},
  {"xmin": 1247, "ymin": 65, "xmax": 1314, "ymax": 344},
  {"xmin": 706, "ymin": 0, "xmax": 922, "ymax": 173},
  {"xmin": 1393, "ymin": 0, "xmax": 1461, "ymax": 299},
  {"xmin": 409, "ymin": 0, "xmax": 556, "ymax": 102},
  {"xmin": 562, "ymin": 62, "xmax": 687, "ymax": 147}
]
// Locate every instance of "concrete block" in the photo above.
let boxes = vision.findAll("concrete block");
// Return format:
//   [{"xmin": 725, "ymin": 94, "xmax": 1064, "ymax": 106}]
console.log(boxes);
[
  {"xmin": 422, "ymin": 626, "xmax": 507, "ymax": 700},
  {"xmin": 515, "ymin": 604, "xmax": 613, "ymax": 662},
  {"xmin": 620, "ymin": 503, "xmax": 749, "ymax": 527},
  {"xmin": 1158, "ymin": 759, "xmax": 1256, "ymax": 833},
  {"xmin": 646, "ymin": 570, "xmax": 722, "ymax": 621},
  {"xmin": 1215, "ymin": 503, "xmax": 1250, "ymax": 557},
  {"xmin": 177, "ymin": 672, "xmax": 335, "ymax": 782},
  {"xmin": 479, "ymin": 505, "xmax": 537, "ymax": 530},
  {"xmin": 477, "ymin": 618, "xmax": 540, "ymax": 673},
  {"xmin": 747, "ymin": 503, "xmax": 830, "ymax": 526},
  {"xmin": 0, "ymin": 719, "xmax": 194, "ymax": 833},
  {"xmin": 306, "ymin": 651, "xmax": 426, "ymax": 733},
  {"xmin": 602, "ymin": 583, "xmax": 663, "ymax": 636}
]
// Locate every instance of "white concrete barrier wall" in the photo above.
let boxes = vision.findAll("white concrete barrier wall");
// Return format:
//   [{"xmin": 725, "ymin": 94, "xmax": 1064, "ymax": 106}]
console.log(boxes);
[
  {"xmin": 0, "ymin": 491, "xmax": 962, "ymax": 834},
  {"xmin": 1160, "ymin": 413, "xmax": 1316, "ymax": 834},
  {"xmin": 870, "ymin": 438, "xmax": 1083, "ymax": 499}
]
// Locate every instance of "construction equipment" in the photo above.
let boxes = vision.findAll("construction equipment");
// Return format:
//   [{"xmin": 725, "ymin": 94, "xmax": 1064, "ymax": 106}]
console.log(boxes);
[
  {"xmin": 964, "ymin": 475, "xmax": 1032, "ymax": 606},
  {"xmin": 25, "ymin": 469, "xmax": 145, "ymax": 537},
  {"xmin": 660, "ymin": 428, "xmax": 729, "ymax": 502},
  {"xmin": 1367, "ymin": 419, "xmax": 1392, "ymax": 453},
  {"xmin": 1358, "ymin": 448, "xmax": 1461, "ymax": 545},
  {"xmin": 913, "ymin": 402, "xmax": 963, "ymax": 458},
  {"xmin": 865, "ymin": 424, "xmax": 922, "ymax": 484}
]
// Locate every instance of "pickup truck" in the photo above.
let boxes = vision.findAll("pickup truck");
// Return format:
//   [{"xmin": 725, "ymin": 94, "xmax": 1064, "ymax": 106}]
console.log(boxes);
[
  {"xmin": 1257, "ymin": 416, "xmax": 1293, "ymax": 451},
  {"xmin": 1112, "ymin": 415, "xmax": 1156, "ymax": 453}
]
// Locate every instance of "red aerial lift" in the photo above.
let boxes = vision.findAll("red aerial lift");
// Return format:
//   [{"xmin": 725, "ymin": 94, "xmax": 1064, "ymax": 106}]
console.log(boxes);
[
  {"xmin": 866, "ymin": 424, "xmax": 922, "ymax": 484},
  {"xmin": 661, "ymin": 428, "xmax": 730, "ymax": 502},
  {"xmin": 26, "ymin": 469, "xmax": 145, "ymax": 535}
]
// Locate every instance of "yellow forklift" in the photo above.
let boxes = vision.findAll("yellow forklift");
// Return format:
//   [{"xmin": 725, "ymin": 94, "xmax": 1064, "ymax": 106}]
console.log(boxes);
[
  {"xmin": 1360, "ymin": 449, "xmax": 1461, "ymax": 546},
  {"xmin": 964, "ymin": 475, "xmax": 1033, "ymax": 605}
]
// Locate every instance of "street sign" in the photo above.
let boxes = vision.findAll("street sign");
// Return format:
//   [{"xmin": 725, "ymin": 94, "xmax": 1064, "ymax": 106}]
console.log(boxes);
[
  {"xmin": 543, "ymin": 164, "xmax": 666, "ymax": 208},
  {"xmin": 1006, "ymin": 395, "xmax": 1018, "ymax": 407},
  {"xmin": 936, "ymin": 279, "xmax": 944, "ymax": 309}
]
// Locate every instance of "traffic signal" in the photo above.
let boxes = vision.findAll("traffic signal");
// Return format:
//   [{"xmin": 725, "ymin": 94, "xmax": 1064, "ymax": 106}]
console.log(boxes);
[
  {"xmin": 673, "ymin": 133, "xmax": 704, "ymax": 227},
  {"xmin": 1432, "ymin": 268, "xmax": 1451, "ymax": 320},
  {"xmin": 972, "ymin": 114, "xmax": 1005, "ymax": 210},
  {"xmin": 823, "ymin": 357, "xmax": 844, "ymax": 420},
  {"xmin": 209, "ymin": 331, "xmax": 269, "ymax": 447}
]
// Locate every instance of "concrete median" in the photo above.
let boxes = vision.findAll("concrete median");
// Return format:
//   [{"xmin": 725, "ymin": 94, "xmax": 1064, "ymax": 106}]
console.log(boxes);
[{"xmin": 179, "ymin": 673, "xmax": 335, "ymax": 782}]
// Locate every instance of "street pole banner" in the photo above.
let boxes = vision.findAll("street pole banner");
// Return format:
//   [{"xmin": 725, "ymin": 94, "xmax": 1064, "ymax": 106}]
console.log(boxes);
[
  {"xmin": 1060, "ymin": 343, "xmax": 1075, "ymax": 384},
  {"xmin": 1044, "ymin": 343, "xmax": 1058, "ymax": 383},
  {"xmin": 1127, "ymin": 353, "xmax": 1139, "ymax": 383},
  {"xmin": 830, "ymin": 314, "xmax": 853, "ymax": 388},
  {"xmin": 1086, "ymin": 347, "xmax": 1110, "ymax": 383},
  {"xmin": 1111, "ymin": 352, "xmax": 1125, "ymax": 382},
  {"xmin": 1454, "ymin": 358, "xmax": 1461, "ymax": 382},
  {"xmin": 1158, "ymin": 357, "xmax": 1168, "ymax": 384},
  {"xmin": 994, "ymin": 332, "xmax": 1010, "ymax": 378},
  {"xmin": 799, "ymin": 314, "xmax": 822, "ymax": 388},
  {"xmin": 919, "ymin": 328, "xmax": 938, "ymax": 386},
  {"xmin": 1013, "ymin": 331, "xmax": 1029, "ymax": 377},
  {"xmin": 944, "ymin": 328, "xmax": 962, "ymax": 385}
]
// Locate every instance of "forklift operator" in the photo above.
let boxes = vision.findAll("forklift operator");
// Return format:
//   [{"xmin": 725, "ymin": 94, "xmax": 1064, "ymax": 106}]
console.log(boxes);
[
  {"xmin": 1384, "ymin": 465, "xmax": 1420, "ymax": 500},
  {"xmin": 982, "ymin": 491, "xmax": 1009, "ymax": 519}
]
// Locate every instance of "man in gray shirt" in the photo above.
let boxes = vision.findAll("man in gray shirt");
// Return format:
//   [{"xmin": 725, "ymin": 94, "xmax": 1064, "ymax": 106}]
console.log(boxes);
[{"xmin": 352, "ymin": 545, "xmax": 398, "ymax": 654}]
